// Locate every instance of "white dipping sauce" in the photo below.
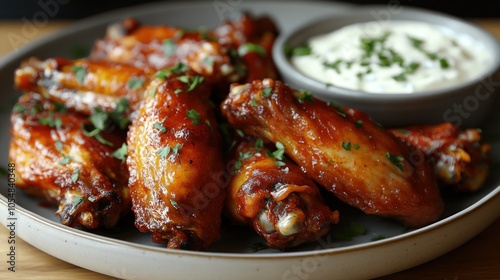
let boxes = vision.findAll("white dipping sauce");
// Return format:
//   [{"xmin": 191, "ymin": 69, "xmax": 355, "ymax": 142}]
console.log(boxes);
[{"xmin": 291, "ymin": 20, "xmax": 492, "ymax": 93}]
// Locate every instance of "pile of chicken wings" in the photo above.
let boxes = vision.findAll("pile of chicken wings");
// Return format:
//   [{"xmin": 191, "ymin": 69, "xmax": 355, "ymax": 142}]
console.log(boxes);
[{"xmin": 9, "ymin": 13, "xmax": 490, "ymax": 251}]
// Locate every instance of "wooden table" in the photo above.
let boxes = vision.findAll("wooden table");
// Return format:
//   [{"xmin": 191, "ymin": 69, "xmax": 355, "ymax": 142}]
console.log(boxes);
[{"xmin": 1, "ymin": 18, "xmax": 500, "ymax": 280}]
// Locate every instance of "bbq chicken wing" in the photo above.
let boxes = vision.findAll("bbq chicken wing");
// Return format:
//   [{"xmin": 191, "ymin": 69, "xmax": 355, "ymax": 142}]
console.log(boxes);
[
  {"xmin": 225, "ymin": 136, "xmax": 339, "ymax": 249},
  {"xmin": 90, "ymin": 18, "xmax": 244, "ymax": 86},
  {"xmin": 9, "ymin": 92, "xmax": 130, "ymax": 229},
  {"xmin": 390, "ymin": 123, "xmax": 491, "ymax": 192},
  {"xmin": 127, "ymin": 69, "xmax": 226, "ymax": 250},
  {"xmin": 221, "ymin": 79, "xmax": 444, "ymax": 228},
  {"xmin": 15, "ymin": 57, "xmax": 154, "ymax": 117}
]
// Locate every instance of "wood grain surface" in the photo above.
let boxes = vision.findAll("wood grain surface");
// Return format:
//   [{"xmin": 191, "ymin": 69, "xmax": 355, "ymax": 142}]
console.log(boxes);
[{"xmin": 1, "ymin": 18, "xmax": 499, "ymax": 280}]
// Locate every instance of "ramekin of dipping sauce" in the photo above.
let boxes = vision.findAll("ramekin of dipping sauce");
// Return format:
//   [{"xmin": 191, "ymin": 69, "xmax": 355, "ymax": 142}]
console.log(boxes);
[{"xmin": 273, "ymin": 6, "xmax": 500, "ymax": 127}]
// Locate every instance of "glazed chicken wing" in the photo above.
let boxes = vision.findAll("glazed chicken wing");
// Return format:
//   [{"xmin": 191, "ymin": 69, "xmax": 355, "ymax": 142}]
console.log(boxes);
[
  {"xmin": 221, "ymin": 79, "xmax": 444, "ymax": 228},
  {"xmin": 15, "ymin": 57, "xmax": 155, "ymax": 117},
  {"xmin": 127, "ymin": 68, "xmax": 226, "ymax": 250},
  {"xmin": 225, "ymin": 136, "xmax": 339, "ymax": 249},
  {"xmin": 90, "ymin": 18, "xmax": 243, "ymax": 85},
  {"xmin": 9, "ymin": 92, "xmax": 130, "ymax": 229},
  {"xmin": 390, "ymin": 123, "xmax": 491, "ymax": 192}
]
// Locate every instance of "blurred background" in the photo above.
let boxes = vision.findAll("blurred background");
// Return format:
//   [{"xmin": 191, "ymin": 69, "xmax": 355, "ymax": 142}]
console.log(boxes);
[{"xmin": 0, "ymin": 0, "xmax": 497, "ymax": 19}]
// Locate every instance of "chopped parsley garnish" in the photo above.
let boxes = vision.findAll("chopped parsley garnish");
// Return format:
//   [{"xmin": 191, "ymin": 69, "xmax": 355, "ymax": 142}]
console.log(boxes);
[
  {"xmin": 112, "ymin": 143, "xmax": 128, "ymax": 163},
  {"xmin": 58, "ymin": 154, "xmax": 72, "ymax": 165},
  {"xmin": 172, "ymin": 143, "xmax": 183, "ymax": 155},
  {"xmin": 323, "ymin": 59, "xmax": 343, "ymax": 74},
  {"xmin": 157, "ymin": 144, "xmax": 183, "ymax": 159},
  {"xmin": 155, "ymin": 63, "xmax": 189, "ymax": 79},
  {"xmin": 55, "ymin": 141, "xmax": 63, "ymax": 151},
  {"xmin": 262, "ymin": 87, "xmax": 272, "ymax": 98},
  {"xmin": 12, "ymin": 104, "xmax": 27, "ymax": 113},
  {"xmin": 162, "ymin": 39, "xmax": 176, "ymax": 56},
  {"xmin": 72, "ymin": 65, "xmax": 86, "ymax": 84},
  {"xmin": 157, "ymin": 146, "xmax": 171, "ymax": 159},
  {"xmin": 250, "ymin": 99, "xmax": 258, "ymax": 107},
  {"xmin": 328, "ymin": 101, "xmax": 347, "ymax": 118},
  {"xmin": 177, "ymin": 75, "xmax": 204, "ymax": 91},
  {"xmin": 408, "ymin": 35, "xmax": 450, "ymax": 69},
  {"xmin": 149, "ymin": 87, "xmax": 157, "ymax": 97},
  {"xmin": 386, "ymin": 152, "xmax": 404, "ymax": 171},
  {"xmin": 170, "ymin": 199, "xmax": 179, "ymax": 209},
  {"xmin": 296, "ymin": 89, "xmax": 313, "ymax": 103},
  {"xmin": 238, "ymin": 43, "xmax": 266, "ymax": 57},
  {"xmin": 71, "ymin": 168, "xmax": 80, "ymax": 182},
  {"xmin": 127, "ymin": 77, "xmax": 144, "ymax": 89},
  {"xmin": 355, "ymin": 120, "xmax": 363, "ymax": 127},
  {"xmin": 342, "ymin": 141, "xmax": 351, "ymax": 151},
  {"xmin": 39, "ymin": 111, "xmax": 62, "ymax": 129},
  {"xmin": 82, "ymin": 98, "xmax": 130, "ymax": 146},
  {"xmin": 439, "ymin": 58, "xmax": 450, "ymax": 69},
  {"xmin": 396, "ymin": 129, "xmax": 410, "ymax": 134},
  {"xmin": 255, "ymin": 138, "xmax": 264, "ymax": 149},
  {"xmin": 271, "ymin": 142, "xmax": 285, "ymax": 160},
  {"xmin": 186, "ymin": 109, "xmax": 201, "ymax": 125},
  {"xmin": 285, "ymin": 45, "xmax": 312, "ymax": 57},
  {"xmin": 235, "ymin": 129, "xmax": 245, "ymax": 138},
  {"xmin": 153, "ymin": 119, "xmax": 167, "ymax": 133}
]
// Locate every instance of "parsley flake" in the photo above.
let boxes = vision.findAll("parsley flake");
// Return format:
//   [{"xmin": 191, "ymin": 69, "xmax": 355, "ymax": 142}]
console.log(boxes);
[
  {"xmin": 127, "ymin": 77, "xmax": 144, "ymax": 89},
  {"xmin": 72, "ymin": 65, "xmax": 86, "ymax": 84},
  {"xmin": 59, "ymin": 154, "xmax": 72, "ymax": 165},
  {"xmin": 177, "ymin": 75, "xmax": 204, "ymax": 91},
  {"xmin": 386, "ymin": 152, "xmax": 404, "ymax": 171},
  {"xmin": 186, "ymin": 109, "xmax": 201, "ymax": 125},
  {"xmin": 71, "ymin": 168, "xmax": 80, "ymax": 182},
  {"xmin": 271, "ymin": 142, "xmax": 285, "ymax": 160},
  {"xmin": 153, "ymin": 118, "xmax": 167, "ymax": 133},
  {"xmin": 296, "ymin": 90, "xmax": 313, "ymax": 103},
  {"xmin": 157, "ymin": 146, "xmax": 171, "ymax": 159},
  {"xmin": 238, "ymin": 43, "xmax": 266, "ymax": 57},
  {"xmin": 262, "ymin": 87, "xmax": 272, "ymax": 98},
  {"xmin": 284, "ymin": 45, "xmax": 312, "ymax": 57},
  {"xmin": 342, "ymin": 141, "xmax": 351, "ymax": 151},
  {"xmin": 162, "ymin": 39, "xmax": 176, "ymax": 56},
  {"xmin": 112, "ymin": 143, "xmax": 128, "ymax": 163}
]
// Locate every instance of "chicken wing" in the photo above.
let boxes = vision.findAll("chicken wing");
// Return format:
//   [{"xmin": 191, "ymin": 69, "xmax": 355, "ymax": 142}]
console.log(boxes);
[
  {"xmin": 225, "ymin": 136, "xmax": 339, "ymax": 249},
  {"xmin": 127, "ymin": 68, "xmax": 226, "ymax": 250},
  {"xmin": 9, "ymin": 92, "xmax": 130, "ymax": 229},
  {"xmin": 390, "ymin": 123, "xmax": 491, "ymax": 192},
  {"xmin": 90, "ymin": 18, "xmax": 243, "ymax": 85},
  {"xmin": 221, "ymin": 79, "xmax": 443, "ymax": 228},
  {"xmin": 213, "ymin": 12, "xmax": 280, "ymax": 82},
  {"xmin": 14, "ymin": 57, "xmax": 154, "ymax": 117}
]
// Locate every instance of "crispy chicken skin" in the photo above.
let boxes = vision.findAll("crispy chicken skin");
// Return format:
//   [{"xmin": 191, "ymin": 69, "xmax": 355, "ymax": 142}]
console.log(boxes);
[
  {"xmin": 9, "ymin": 92, "xmax": 130, "ymax": 229},
  {"xmin": 390, "ymin": 123, "xmax": 491, "ymax": 192},
  {"xmin": 221, "ymin": 79, "xmax": 444, "ymax": 228},
  {"xmin": 90, "ymin": 18, "xmax": 243, "ymax": 85},
  {"xmin": 226, "ymin": 136, "xmax": 339, "ymax": 249},
  {"xmin": 126, "ymin": 70, "xmax": 226, "ymax": 250},
  {"xmin": 14, "ymin": 57, "xmax": 154, "ymax": 116}
]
